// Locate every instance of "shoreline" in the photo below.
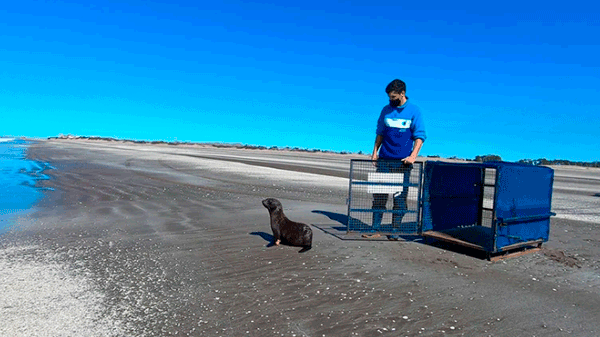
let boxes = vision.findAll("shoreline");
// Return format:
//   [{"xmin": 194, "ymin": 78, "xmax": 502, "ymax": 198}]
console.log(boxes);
[
  {"xmin": 0, "ymin": 139, "xmax": 52, "ymax": 233},
  {"xmin": 1, "ymin": 139, "xmax": 599, "ymax": 336}
]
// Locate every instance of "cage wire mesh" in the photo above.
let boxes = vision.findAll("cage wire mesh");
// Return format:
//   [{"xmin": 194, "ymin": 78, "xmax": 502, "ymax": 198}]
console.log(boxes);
[
  {"xmin": 480, "ymin": 168, "xmax": 497, "ymax": 228},
  {"xmin": 347, "ymin": 160, "xmax": 423, "ymax": 234}
]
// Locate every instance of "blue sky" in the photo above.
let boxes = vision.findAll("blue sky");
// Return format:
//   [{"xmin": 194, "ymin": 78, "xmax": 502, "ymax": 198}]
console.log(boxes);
[{"xmin": 1, "ymin": 0, "xmax": 599, "ymax": 162}]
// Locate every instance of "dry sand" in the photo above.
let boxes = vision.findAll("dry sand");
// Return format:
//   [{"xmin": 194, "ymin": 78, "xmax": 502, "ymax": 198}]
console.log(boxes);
[{"xmin": 1, "ymin": 139, "xmax": 599, "ymax": 336}]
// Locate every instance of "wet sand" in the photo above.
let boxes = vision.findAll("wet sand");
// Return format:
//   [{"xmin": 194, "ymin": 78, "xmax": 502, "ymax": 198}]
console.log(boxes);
[{"xmin": 2, "ymin": 139, "xmax": 599, "ymax": 336}]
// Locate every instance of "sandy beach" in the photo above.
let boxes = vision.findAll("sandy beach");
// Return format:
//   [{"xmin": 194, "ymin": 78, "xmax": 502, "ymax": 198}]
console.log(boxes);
[{"xmin": 2, "ymin": 139, "xmax": 599, "ymax": 336}]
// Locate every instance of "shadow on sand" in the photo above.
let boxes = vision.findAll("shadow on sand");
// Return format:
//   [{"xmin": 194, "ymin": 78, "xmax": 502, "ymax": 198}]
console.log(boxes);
[
  {"xmin": 250, "ymin": 231, "xmax": 275, "ymax": 247},
  {"xmin": 309, "ymin": 210, "xmax": 536, "ymax": 260},
  {"xmin": 311, "ymin": 210, "xmax": 348, "ymax": 232},
  {"xmin": 249, "ymin": 231, "xmax": 311, "ymax": 253}
]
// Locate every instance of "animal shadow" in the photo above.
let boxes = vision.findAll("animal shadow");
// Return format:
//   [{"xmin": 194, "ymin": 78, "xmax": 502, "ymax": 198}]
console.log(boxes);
[
  {"xmin": 250, "ymin": 231, "xmax": 275, "ymax": 247},
  {"xmin": 249, "ymin": 231, "xmax": 311, "ymax": 252}
]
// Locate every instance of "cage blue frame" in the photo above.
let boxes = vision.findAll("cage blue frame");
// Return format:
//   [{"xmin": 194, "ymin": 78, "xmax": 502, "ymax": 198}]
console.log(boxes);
[{"xmin": 347, "ymin": 160, "xmax": 555, "ymax": 254}]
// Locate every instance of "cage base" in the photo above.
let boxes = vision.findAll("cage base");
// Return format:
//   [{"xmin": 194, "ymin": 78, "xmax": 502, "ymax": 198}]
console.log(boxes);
[
  {"xmin": 422, "ymin": 230, "xmax": 486, "ymax": 251},
  {"xmin": 423, "ymin": 230, "xmax": 543, "ymax": 261},
  {"xmin": 488, "ymin": 247, "xmax": 542, "ymax": 262}
]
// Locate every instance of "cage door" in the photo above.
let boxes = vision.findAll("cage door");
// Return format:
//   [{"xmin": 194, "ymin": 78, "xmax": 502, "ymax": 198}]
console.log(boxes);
[{"xmin": 347, "ymin": 160, "xmax": 423, "ymax": 234}]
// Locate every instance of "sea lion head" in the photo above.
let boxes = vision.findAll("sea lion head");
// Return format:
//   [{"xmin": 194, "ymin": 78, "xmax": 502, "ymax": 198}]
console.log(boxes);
[{"xmin": 262, "ymin": 198, "xmax": 282, "ymax": 211}]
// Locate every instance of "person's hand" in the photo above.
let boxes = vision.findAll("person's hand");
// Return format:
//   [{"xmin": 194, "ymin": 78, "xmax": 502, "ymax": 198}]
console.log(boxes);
[
  {"xmin": 401, "ymin": 155, "xmax": 417, "ymax": 165},
  {"xmin": 371, "ymin": 153, "xmax": 378, "ymax": 166}
]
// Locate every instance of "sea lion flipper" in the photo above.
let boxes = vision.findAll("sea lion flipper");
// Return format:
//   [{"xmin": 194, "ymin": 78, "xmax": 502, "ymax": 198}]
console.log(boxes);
[{"xmin": 298, "ymin": 246, "xmax": 312, "ymax": 253}]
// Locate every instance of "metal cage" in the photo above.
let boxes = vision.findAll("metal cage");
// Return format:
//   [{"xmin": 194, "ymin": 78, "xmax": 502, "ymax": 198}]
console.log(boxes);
[
  {"xmin": 346, "ymin": 160, "xmax": 554, "ymax": 255},
  {"xmin": 347, "ymin": 160, "xmax": 423, "ymax": 234}
]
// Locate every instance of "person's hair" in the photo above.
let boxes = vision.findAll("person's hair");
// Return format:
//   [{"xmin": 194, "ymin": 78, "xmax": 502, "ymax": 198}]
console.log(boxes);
[{"xmin": 385, "ymin": 79, "xmax": 406, "ymax": 94}]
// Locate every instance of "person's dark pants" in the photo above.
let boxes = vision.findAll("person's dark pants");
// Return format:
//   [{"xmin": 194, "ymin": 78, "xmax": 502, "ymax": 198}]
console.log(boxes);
[{"xmin": 372, "ymin": 162, "xmax": 412, "ymax": 230}]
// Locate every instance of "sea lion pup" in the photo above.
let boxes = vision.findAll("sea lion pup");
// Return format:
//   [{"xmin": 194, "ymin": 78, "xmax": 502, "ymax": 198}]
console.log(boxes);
[{"xmin": 262, "ymin": 198, "xmax": 312, "ymax": 253}]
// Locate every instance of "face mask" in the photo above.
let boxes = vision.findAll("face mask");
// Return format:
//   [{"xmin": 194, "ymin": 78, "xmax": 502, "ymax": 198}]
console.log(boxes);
[{"xmin": 389, "ymin": 99, "xmax": 401, "ymax": 107}]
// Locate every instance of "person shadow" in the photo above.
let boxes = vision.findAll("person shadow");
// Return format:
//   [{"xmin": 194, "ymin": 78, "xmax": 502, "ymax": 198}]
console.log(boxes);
[
  {"xmin": 311, "ymin": 210, "xmax": 373, "ymax": 229},
  {"xmin": 311, "ymin": 210, "xmax": 371, "ymax": 234},
  {"xmin": 311, "ymin": 210, "xmax": 349, "ymax": 231}
]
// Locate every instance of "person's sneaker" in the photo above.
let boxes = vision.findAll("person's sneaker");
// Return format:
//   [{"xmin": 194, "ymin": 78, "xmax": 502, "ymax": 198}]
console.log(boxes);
[
  {"xmin": 387, "ymin": 235, "xmax": 400, "ymax": 241},
  {"xmin": 362, "ymin": 233, "xmax": 382, "ymax": 239}
]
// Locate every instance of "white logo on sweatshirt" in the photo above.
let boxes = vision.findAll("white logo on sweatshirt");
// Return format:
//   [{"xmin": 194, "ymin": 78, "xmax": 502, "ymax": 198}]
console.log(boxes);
[{"xmin": 385, "ymin": 118, "xmax": 411, "ymax": 129}]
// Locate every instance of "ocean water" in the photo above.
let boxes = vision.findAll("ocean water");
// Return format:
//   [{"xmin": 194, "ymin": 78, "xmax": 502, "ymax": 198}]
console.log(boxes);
[{"xmin": 0, "ymin": 138, "xmax": 52, "ymax": 234}]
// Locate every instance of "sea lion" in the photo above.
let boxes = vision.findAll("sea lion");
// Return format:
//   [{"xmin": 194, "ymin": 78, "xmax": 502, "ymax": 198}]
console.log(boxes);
[{"xmin": 262, "ymin": 198, "xmax": 312, "ymax": 253}]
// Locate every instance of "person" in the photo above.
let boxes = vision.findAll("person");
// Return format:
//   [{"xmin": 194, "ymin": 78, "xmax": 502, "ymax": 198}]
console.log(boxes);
[{"xmin": 371, "ymin": 79, "xmax": 426, "ymax": 239}]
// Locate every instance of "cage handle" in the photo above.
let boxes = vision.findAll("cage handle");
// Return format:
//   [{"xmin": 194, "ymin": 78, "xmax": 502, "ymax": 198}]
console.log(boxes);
[{"xmin": 497, "ymin": 212, "xmax": 556, "ymax": 225}]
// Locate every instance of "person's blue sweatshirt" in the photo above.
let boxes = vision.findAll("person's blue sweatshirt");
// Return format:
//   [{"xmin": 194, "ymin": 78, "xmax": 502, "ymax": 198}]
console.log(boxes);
[{"xmin": 375, "ymin": 99, "xmax": 426, "ymax": 160}]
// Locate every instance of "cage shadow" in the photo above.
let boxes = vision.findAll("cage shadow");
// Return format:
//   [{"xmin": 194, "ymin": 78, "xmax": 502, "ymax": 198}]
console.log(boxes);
[
  {"xmin": 310, "ymin": 211, "xmax": 537, "ymax": 260},
  {"xmin": 423, "ymin": 237, "xmax": 542, "ymax": 261},
  {"xmin": 422, "ymin": 237, "xmax": 492, "ymax": 260},
  {"xmin": 312, "ymin": 210, "xmax": 347, "ymax": 225},
  {"xmin": 312, "ymin": 210, "xmax": 368, "ymax": 231}
]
